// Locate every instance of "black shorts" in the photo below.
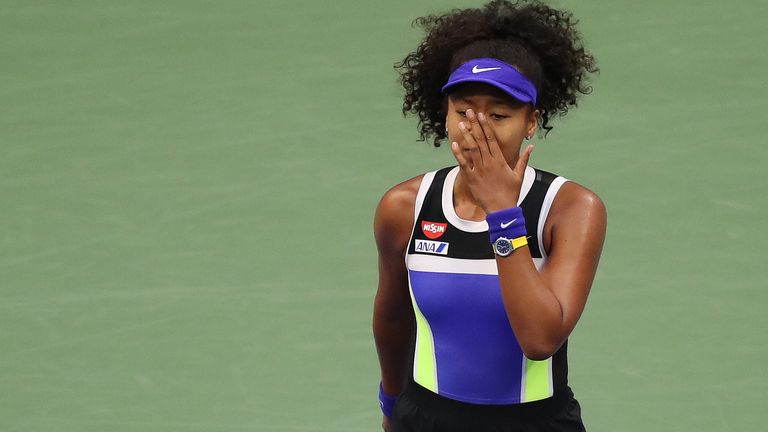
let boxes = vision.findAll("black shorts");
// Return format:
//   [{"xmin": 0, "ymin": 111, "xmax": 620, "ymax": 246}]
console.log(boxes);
[{"xmin": 391, "ymin": 382, "xmax": 586, "ymax": 432}]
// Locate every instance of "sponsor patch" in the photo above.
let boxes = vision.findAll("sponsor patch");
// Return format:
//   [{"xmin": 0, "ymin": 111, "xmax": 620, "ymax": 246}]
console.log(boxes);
[
  {"xmin": 414, "ymin": 239, "xmax": 449, "ymax": 256},
  {"xmin": 421, "ymin": 221, "xmax": 448, "ymax": 239}
]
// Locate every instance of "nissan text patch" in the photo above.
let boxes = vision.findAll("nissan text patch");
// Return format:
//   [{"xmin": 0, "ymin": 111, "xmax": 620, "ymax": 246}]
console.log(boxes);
[{"xmin": 421, "ymin": 221, "xmax": 447, "ymax": 239}]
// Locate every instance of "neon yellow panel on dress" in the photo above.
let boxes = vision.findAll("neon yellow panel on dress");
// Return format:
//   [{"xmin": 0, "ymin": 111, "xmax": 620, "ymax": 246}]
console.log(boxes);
[
  {"xmin": 524, "ymin": 358, "xmax": 552, "ymax": 402},
  {"xmin": 409, "ymin": 289, "xmax": 437, "ymax": 392}
]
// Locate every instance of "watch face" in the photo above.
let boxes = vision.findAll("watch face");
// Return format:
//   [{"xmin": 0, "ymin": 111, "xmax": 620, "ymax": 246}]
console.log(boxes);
[{"xmin": 494, "ymin": 238, "xmax": 512, "ymax": 256}]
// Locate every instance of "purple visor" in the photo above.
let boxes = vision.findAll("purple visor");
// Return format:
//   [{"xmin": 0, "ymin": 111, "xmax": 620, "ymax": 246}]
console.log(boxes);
[{"xmin": 441, "ymin": 58, "xmax": 537, "ymax": 105}]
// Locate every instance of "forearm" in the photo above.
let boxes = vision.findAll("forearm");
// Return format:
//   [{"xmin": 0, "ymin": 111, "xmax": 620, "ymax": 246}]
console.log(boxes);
[
  {"xmin": 373, "ymin": 310, "xmax": 415, "ymax": 395},
  {"xmin": 496, "ymin": 247, "xmax": 565, "ymax": 360}
]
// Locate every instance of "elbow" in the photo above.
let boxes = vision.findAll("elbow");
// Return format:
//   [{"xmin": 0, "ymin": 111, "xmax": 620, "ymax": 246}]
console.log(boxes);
[
  {"xmin": 373, "ymin": 306, "xmax": 415, "ymax": 334},
  {"xmin": 520, "ymin": 339, "xmax": 563, "ymax": 361},
  {"xmin": 373, "ymin": 305, "xmax": 413, "ymax": 326},
  {"xmin": 522, "ymin": 347, "xmax": 555, "ymax": 361}
]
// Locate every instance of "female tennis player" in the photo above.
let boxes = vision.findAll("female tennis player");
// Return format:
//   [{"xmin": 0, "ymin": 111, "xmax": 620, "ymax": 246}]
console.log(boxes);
[{"xmin": 373, "ymin": 1, "xmax": 606, "ymax": 431}]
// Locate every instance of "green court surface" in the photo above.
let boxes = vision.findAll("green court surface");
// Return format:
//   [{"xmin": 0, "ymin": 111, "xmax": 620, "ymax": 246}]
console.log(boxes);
[{"xmin": 1, "ymin": 1, "xmax": 766, "ymax": 430}]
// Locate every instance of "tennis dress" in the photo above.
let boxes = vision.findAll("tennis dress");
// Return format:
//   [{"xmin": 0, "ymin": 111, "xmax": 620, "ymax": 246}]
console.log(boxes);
[{"xmin": 392, "ymin": 165, "xmax": 585, "ymax": 432}]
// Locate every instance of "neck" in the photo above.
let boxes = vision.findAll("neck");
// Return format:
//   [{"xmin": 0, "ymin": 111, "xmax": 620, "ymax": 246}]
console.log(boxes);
[
  {"xmin": 452, "ymin": 169, "xmax": 486, "ymax": 221},
  {"xmin": 452, "ymin": 156, "xmax": 522, "ymax": 221}
]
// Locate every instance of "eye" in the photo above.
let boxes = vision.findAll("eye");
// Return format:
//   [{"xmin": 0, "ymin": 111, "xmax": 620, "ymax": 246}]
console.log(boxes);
[
  {"xmin": 456, "ymin": 110, "xmax": 467, "ymax": 117},
  {"xmin": 490, "ymin": 113, "xmax": 508, "ymax": 120}
]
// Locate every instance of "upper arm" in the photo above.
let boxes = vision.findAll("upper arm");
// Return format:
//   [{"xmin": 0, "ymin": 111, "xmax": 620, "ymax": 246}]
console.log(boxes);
[
  {"xmin": 373, "ymin": 176, "xmax": 422, "ymax": 320},
  {"xmin": 539, "ymin": 181, "xmax": 607, "ymax": 337}
]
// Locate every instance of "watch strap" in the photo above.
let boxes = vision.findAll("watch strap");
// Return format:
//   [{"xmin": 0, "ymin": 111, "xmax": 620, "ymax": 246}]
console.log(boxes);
[{"xmin": 511, "ymin": 235, "xmax": 528, "ymax": 250}]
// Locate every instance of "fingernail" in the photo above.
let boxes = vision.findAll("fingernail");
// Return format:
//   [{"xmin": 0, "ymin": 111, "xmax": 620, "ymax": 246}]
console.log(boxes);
[
  {"xmin": 458, "ymin": 122, "xmax": 466, "ymax": 131},
  {"xmin": 477, "ymin": 112, "xmax": 485, "ymax": 122},
  {"xmin": 466, "ymin": 109, "xmax": 474, "ymax": 118}
]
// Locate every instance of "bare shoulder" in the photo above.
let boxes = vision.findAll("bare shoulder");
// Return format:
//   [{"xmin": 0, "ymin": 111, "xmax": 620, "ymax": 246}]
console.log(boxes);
[
  {"xmin": 374, "ymin": 174, "xmax": 425, "ymax": 256},
  {"xmin": 376, "ymin": 175, "xmax": 423, "ymax": 217},
  {"xmin": 553, "ymin": 181, "xmax": 607, "ymax": 220},
  {"xmin": 546, "ymin": 180, "xmax": 607, "ymax": 248}
]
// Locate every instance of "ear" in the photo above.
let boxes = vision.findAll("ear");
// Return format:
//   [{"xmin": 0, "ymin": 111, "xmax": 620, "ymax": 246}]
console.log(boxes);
[{"xmin": 527, "ymin": 108, "xmax": 540, "ymax": 137}]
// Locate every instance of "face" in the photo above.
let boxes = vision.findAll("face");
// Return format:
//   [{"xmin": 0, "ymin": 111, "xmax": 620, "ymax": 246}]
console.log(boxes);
[{"xmin": 445, "ymin": 83, "xmax": 539, "ymax": 162}]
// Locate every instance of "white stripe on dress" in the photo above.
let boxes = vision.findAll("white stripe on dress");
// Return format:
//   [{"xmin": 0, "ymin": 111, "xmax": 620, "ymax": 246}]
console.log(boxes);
[
  {"xmin": 536, "ymin": 176, "xmax": 568, "ymax": 260},
  {"xmin": 407, "ymin": 254, "xmax": 545, "ymax": 274}
]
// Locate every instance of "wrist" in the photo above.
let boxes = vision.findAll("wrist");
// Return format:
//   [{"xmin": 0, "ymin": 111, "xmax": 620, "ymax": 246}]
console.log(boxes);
[
  {"xmin": 486, "ymin": 207, "xmax": 527, "ymax": 243},
  {"xmin": 484, "ymin": 198, "xmax": 519, "ymax": 214},
  {"xmin": 379, "ymin": 382, "xmax": 397, "ymax": 418}
]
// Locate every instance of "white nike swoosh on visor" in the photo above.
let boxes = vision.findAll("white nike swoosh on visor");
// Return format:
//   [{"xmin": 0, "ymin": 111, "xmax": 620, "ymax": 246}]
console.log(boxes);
[{"xmin": 472, "ymin": 65, "xmax": 502, "ymax": 73}]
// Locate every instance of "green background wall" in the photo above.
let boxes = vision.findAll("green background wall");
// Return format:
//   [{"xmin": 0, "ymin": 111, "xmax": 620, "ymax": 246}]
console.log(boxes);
[{"xmin": 2, "ymin": 1, "xmax": 766, "ymax": 430}]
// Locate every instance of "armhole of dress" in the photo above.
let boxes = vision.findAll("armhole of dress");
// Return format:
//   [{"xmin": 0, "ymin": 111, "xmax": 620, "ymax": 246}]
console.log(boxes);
[
  {"xmin": 536, "ymin": 176, "xmax": 568, "ymax": 260},
  {"xmin": 405, "ymin": 171, "xmax": 437, "ymax": 259}
]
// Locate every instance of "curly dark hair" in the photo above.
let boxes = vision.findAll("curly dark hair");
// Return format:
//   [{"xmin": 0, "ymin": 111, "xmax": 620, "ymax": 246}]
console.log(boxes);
[{"xmin": 395, "ymin": 0, "xmax": 598, "ymax": 147}]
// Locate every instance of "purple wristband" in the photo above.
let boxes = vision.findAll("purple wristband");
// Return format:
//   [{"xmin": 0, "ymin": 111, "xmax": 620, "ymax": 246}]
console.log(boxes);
[
  {"xmin": 486, "ymin": 207, "xmax": 527, "ymax": 243},
  {"xmin": 378, "ymin": 383, "xmax": 397, "ymax": 418}
]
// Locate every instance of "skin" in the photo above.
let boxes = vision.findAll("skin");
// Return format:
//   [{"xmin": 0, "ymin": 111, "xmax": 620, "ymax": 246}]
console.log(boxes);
[{"xmin": 373, "ymin": 82, "xmax": 607, "ymax": 431}]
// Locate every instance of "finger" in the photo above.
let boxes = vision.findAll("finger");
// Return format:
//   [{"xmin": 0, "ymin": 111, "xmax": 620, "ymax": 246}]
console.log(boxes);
[
  {"xmin": 451, "ymin": 141, "xmax": 472, "ymax": 171},
  {"xmin": 466, "ymin": 109, "xmax": 490, "ymax": 163},
  {"xmin": 477, "ymin": 112, "xmax": 500, "ymax": 158},
  {"xmin": 515, "ymin": 144, "xmax": 534, "ymax": 174},
  {"xmin": 458, "ymin": 121, "xmax": 481, "ymax": 167}
]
